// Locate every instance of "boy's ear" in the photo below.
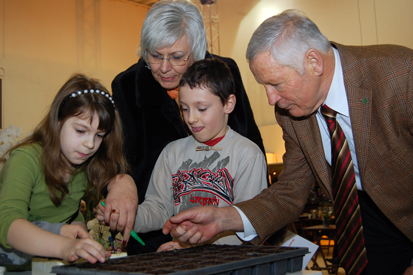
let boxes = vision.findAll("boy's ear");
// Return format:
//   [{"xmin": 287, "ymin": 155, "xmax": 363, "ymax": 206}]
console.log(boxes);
[{"xmin": 224, "ymin": 94, "xmax": 236, "ymax": 114}]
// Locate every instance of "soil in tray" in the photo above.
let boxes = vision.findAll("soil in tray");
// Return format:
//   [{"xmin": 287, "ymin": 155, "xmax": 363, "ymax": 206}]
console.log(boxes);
[{"xmin": 58, "ymin": 244, "xmax": 302, "ymax": 274}]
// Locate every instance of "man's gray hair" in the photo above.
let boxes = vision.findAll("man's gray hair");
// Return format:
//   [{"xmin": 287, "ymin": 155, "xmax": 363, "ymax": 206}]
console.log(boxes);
[
  {"xmin": 139, "ymin": 0, "xmax": 208, "ymax": 62},
  {"xmin": 246, "ymin": 9, "xmax": 330, "ymax": 74}
]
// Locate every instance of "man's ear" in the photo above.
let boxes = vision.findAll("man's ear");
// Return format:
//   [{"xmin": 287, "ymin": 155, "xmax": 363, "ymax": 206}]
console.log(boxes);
[
  {"xmin": 305, "ymin": 49, "xmax": 324, "ymax": 76},
  {"xmin": 224, "ymin": 94, "xmax": 236, "ymax": 114}
]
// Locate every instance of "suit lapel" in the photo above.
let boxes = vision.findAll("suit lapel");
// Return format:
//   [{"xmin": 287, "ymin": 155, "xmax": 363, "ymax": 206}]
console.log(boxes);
[
  {"xmin": 346, "ymin": 86, "xmax": 371, "ymax": 177},
  {"xmin": 336, "ymin": 43, "xmax": 372, "ymax": 178},
  {"xmin": 293, "ymin": 115, "xmax": 333, "ymax": 197}
]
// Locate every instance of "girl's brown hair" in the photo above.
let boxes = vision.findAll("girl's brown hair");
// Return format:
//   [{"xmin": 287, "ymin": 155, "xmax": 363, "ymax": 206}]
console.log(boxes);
[{"xmin": 8, "ymin": 73, "xmax": 128, "ymax": 206}]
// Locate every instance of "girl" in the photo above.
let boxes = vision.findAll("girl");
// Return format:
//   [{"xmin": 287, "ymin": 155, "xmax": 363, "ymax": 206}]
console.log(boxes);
[{"xmin": 0, "ymin": 73, "xmax": 128, "ymax": 269}]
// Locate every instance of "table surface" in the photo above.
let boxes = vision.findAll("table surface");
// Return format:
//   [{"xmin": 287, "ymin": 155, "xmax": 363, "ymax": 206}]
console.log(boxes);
[
  {"xmin": 4, "ymin": 270, "xmax": 323, "ymax": 275},
  {"xmin": 287, "ymin": 271, "xmax": 323, "ymax": 275},
  {"xmin": 303, "ymin": 224, "xmax": 336, "ymax": 230}
]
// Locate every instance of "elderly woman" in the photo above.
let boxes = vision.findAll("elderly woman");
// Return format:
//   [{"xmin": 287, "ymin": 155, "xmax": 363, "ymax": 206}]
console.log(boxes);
[{"xmin": 112, "ymin": 0, "xmax": 266, "ymax": 254}]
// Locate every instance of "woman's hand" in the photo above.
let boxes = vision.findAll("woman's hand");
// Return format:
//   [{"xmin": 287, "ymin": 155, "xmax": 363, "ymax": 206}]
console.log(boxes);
[
  {"xmin": 104, "ymin": 174, "xmax": 138, "ymax": 241},
  {"xmin": 95, "ymin": 201, "xmax": 105, "ymax": 223}
]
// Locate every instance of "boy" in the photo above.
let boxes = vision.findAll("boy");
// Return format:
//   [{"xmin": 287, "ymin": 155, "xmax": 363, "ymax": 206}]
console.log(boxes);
[{"xmin": 123, "ymin": 59, "xmax": 267, "ymax": 250}]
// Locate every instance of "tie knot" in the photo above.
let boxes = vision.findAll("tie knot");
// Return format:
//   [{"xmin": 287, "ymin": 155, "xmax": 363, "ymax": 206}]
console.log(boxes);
[{"xmin": 321, "ymin": 104, "xmax": 337, "ymax": 120}]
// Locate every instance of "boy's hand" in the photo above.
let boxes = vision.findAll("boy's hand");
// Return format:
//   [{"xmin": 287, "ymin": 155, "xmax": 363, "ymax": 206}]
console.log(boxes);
[{"xmin": 156, "ymin": 240, "xmax": 190, "ymax": 252}]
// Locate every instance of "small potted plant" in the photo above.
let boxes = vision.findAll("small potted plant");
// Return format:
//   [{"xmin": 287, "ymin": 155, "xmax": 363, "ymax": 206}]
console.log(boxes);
[
  {"xmin": 87, "ymin": 218, "xmax": 126, "ymax": 255},
  {"xmin": 322, "ymin": 210, "xmax": 333, "ymax": 226}
]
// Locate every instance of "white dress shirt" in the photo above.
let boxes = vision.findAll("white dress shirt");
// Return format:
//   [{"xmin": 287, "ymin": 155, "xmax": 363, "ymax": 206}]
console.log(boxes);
[{"xmin": 316, "ymin": 47, "xmax": 363, "ymax": 190}]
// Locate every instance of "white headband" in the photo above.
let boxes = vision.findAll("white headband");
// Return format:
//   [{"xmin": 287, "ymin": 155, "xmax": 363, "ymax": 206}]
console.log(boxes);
[{"xmin": 69, "ymin": 89, "xmax": 115, "ymax": 108}]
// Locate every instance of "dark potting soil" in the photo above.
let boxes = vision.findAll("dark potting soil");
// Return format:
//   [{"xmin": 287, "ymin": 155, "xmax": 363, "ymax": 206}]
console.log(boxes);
[{"xmin": 52, "ymin": 244, "xmax": 308, "ymax": 275}]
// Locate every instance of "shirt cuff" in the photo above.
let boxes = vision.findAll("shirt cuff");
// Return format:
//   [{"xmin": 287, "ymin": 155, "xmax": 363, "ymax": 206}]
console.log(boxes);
[{"xmin": 232, "ymin": 205, "xmax": 257, "ymax": 241}]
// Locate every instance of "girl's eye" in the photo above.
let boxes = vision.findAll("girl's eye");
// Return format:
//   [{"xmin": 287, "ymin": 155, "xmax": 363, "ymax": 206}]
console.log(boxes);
[
  {"xmin": 181, "ymin": 108, "xmax": 188, "ymax": 112},
  {"xmin": 199, "ymin": 108, "xmax": 207, "ymax": 112},
  {"xmin": 76, "ymin": 129, "xmax": 85, "ymax": 134},
  {"xmin": 97, "ymin": 132, "xmax": 106, "ymax": 138}
]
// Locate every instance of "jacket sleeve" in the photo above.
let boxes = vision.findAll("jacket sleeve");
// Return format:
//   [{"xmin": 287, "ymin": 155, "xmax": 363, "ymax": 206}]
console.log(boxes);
[
  {"xmin": 111, "ymin": 63, "xmax": 153, "ymax": 203},
  {"xmin": 235, "ymin": 108, "xmax": 315, "ymax": 245}
]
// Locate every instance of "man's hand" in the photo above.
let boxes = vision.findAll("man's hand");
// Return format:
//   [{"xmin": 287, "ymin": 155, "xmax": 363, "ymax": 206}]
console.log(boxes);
[
  {"xmin": 162, "ymin": 206, "xmax": 243, "ymax": 244},
  {"xmin": 104, "ymin": 174, "xmax": 138, "ymax": 241}
]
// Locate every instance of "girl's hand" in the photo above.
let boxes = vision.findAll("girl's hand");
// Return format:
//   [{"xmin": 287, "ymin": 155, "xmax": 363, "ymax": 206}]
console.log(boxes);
[
  {"xmin": 61, "ymin": 224, "xmax": 91, "ymax": 239},
  {"xmin": 60, "ymin": 238, "xmax": 111, "ymax": 263},
  {"xmin": 7, "ymin": 219, "xmax": 110, "ymax": 263}
]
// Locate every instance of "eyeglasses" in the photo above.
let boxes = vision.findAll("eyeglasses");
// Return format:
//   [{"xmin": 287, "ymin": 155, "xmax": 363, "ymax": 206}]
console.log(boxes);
[{"xmin": 147, "ymin": 51, "xmax": 191, "ymax": 66}]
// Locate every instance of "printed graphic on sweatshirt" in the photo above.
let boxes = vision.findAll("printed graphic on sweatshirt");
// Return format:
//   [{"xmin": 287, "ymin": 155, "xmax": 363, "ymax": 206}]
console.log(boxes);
[{"xmin": 172, "ymin": 151, "xmax": 234, "ymax": 210}]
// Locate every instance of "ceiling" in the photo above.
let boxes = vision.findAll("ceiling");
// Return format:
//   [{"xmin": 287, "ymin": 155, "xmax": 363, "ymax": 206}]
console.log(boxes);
[
  {"xmin": 114, "ymin": 0, "xmax": 208, "ymax": 8},
  {"xmin": 113, "ymin": 0, "xmax": 159, "ymax": 8}
]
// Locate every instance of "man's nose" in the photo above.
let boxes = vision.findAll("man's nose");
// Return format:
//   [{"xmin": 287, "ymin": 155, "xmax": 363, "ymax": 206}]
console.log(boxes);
[{"xmin": 265, "ymin": 86, "xmax": 281, "ymax": 106}]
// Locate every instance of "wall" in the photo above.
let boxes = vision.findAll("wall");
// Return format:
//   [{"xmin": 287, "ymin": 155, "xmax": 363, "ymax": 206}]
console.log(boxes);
[
  {"xmin": 218, "ymin": 0, "xmax": 413, "ymax": 160},
  {"xmin": 0, "ymin": 0, "xmax": 148, "ymax": 135},
  {"xmin": 1, "ymin": 0, "xmax": 413, "ymax": 160}
]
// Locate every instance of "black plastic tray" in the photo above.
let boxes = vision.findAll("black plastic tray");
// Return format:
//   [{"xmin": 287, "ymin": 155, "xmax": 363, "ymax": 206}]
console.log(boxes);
[{"xmin": 52, "ymin": 245, "xmax": 308, "ymax": 275}]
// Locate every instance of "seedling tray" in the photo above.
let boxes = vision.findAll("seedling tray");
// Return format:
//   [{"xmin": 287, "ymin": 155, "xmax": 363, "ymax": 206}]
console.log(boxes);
[{"xmin": 52, "ymin": 244, "xmax": 308, "ymax": 275}]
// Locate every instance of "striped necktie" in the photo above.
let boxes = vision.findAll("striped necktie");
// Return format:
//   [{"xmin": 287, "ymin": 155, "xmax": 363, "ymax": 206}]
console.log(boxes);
[{"xmin": 321, "ymin": 105, "xmax": 368, "ymax": 275}]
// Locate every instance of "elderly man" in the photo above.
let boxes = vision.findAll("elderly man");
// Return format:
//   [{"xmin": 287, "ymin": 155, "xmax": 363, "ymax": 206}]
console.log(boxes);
[{"xmin": 162, "ymin": 9, "xmax": 413, "ymax": 275}]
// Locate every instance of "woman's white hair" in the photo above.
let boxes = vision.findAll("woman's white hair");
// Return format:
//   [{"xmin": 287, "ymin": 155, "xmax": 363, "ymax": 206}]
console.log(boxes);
[
  {"xmin": 246, "ymin": 9, "xmax": 331, "ymax": 75},
  {"xmin": 139, "ymin": 0, "xmax": 208, "ymax": 62}
]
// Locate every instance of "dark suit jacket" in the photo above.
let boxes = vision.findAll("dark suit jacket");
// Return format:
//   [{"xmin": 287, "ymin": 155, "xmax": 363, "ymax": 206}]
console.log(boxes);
[{"xmin": 236, "ymin": 42, "xmax": 413, "ymax": 244}]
